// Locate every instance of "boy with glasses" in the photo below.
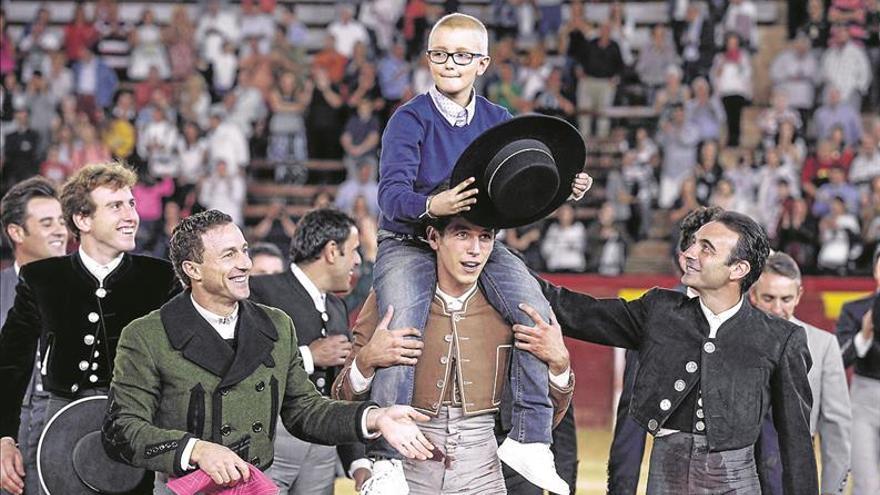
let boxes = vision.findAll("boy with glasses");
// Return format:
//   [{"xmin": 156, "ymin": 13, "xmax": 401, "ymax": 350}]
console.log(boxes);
[{"xmin": 372, "ymin": 12, "xmax": 589, "ymax": 494}]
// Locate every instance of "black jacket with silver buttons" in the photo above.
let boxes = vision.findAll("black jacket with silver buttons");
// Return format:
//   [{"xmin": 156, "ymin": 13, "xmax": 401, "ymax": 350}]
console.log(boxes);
[
  {"xmin": 0, "ymin": 252, "xmax": 178, "ymax": 439},
  {"xmin": 542, "ymin": 284, "xmax": 818, "ymax": 495}
]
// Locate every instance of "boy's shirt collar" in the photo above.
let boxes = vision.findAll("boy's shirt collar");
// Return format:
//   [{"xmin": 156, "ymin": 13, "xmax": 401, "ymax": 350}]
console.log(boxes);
[{"xmin": 429, "ymin": 85, "xmax": 476, "ymax": 127}]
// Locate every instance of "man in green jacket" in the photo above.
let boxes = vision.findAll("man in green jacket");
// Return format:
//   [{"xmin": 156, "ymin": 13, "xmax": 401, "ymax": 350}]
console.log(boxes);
[{"xmin": 103, "ymin": 209, "xmax": 434, "ymax": 489}]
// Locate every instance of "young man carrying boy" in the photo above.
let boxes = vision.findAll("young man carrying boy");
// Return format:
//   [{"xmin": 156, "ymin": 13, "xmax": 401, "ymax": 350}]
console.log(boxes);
[{"xmin": 372, "ymin": 13, "xmax": 590, "ymax": 494}]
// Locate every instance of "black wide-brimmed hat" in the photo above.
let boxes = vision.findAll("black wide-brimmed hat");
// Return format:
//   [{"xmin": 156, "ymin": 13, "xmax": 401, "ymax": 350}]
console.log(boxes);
[
  {"xmin": 450, "ymin": 114, "xmax": 586, "ymax": 229},
  {"xmin": 38, "ymin": 395, "xmax": 147, "ymax": 494}
]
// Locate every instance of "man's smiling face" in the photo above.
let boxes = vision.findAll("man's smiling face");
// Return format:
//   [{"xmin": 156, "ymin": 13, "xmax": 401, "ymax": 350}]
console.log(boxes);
[{"xmin": 428, "ymin": 217, "xmax": 494, "ymax": 296}]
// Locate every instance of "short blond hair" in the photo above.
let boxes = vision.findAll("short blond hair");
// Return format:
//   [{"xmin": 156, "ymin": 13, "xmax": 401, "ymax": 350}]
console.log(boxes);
[
  {"xmin": 428, "ymin": 13, "xmax": 489, "ymax": 54},
  {"xmin": 61, "ymin": 162, "xmax": 137, "ymax": 240}
]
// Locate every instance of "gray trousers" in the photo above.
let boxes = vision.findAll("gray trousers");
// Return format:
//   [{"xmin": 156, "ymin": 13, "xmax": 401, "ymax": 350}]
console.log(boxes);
[
  {"xmin": 403, "ymin": 406, "xmax": 507, "ymax": 495},
  {"xmin": 851, "ymin": 375, "xmax": 880, "ymax": 495},
  {"xmin": 646, "ymin": 433, "xmax": 760, "ymax": 495},
  {"xmin": 265, "ymin": 417, "xmax": 336, "ymax": 495}
]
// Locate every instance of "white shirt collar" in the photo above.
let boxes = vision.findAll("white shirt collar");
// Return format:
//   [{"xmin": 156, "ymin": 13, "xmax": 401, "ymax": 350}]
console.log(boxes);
[
  {"xmin": 190, "ymin": 294, "xmax": 239, "ymax": 340},
  {"xmin": 13, "ymin": 262, "xmax": 21, "ymax": 276},
  {"xmin": 699, "ymin": 296, "xmax": 744, "ymax": 339},
  {"xmin": 290, "ymin": 263, "xmax": 326, "ymax": 312},
  {"xmin": 428, "ymin": 85, "xmax": 477, "ymax": 127},
  {"xmin": 435, "ymin": 283, "xmax": 478, "ymax": 312},
  {"xmin": 78, "ymin": 247, "xmax": 124, "ymax": 285}
]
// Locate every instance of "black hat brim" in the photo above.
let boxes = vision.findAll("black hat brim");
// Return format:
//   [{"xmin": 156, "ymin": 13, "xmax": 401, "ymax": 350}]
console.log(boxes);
[{"xmin": 450, "ymin": 114, "xmax": 586, "ymax": 229}]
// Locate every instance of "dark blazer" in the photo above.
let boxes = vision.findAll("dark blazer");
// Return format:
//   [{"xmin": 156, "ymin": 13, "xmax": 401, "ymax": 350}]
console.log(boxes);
[
  {"xmin": 248, "ymin": 270, "xmax": 366, "ymax": 471},
  {"xmin": 835, "ymin": 294, "xmax": 880, "ymax": 379},
  {"xmin": 0, "ymin": 252, "xmax": 178, "ymax": 439},
  {"xmin": 543, "ymin": 284, "xmax": 818, "ymax": 495}
]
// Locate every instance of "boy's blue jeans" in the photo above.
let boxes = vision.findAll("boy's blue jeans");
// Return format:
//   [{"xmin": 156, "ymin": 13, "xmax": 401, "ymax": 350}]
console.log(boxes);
[{"xmin": 369, "ymin": 231, "xmax": 554, "ymax": 458}]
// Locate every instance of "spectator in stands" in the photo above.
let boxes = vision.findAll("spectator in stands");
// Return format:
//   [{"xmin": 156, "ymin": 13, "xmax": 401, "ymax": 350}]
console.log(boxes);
[
  {"xmin": 211, "ymin": 40, "xmax": 239, "ymax": 98},
  {"xmin": 248, "ymin": 200, "xmax": 297, "ymax": 252},
  {"xmin": 860, "ymin": 176, "xmax": 880, "ymax": 254},
  {"xmin": 532, "ymin": 67, "xmax": 576, "ymax": 121},
  {"xmin": 268, "ymin": 71, "xmax": 310, "ymax": 181},
  {"xmin": 759, "ymin": 90, "xmax": 802, "ymax": 149},
  {"xmin": 95, "ymin": 0, "xmax": 132, "ymax": 79},
  {"xmin": 306, "ymin": 68, "xmax": 345, "ymax": 160},
  {"xmin": 709, "ymin": 178, "xmax": 747, "ymax": 213},
  {"xmin": 773, "ymin": 190, "xmax": 818, "ymax": 271},
  {"xmin": 2, "ymin": 109, "xmax": 40, "ymax": 191},
  {"xmin": 686, "ymin": 76, "xmax": 725, "ymax": 142},
  {"xmin": 502, "ymin": 219, "xmax": 547, "ymax": 271},
  {"xmin": 558, "ymin": 0, "xmax": 590, "ymax": 57},
  {"xmin": 679, "ymin": 2, "xmax": 716, "ymax": 83},
  {"xmin": 39, "ymin": 144, "xmax": 68, "ymax": 185},
  {"xmin": 586, "ymin": 201, "xmax": 630, "ymax": 275},
  {"xmin": 222, "ymin": 79, "xmax": 268, "ymax": 139},
  {"xmin": 0, "ymin": 9, "xmax": 15, "ymax": 77},
  {"xmin": 139, "ymin": 107, "xmax": 180, "ymax": 178},
  {"xmin": 206, "ymin": 108, "xmax": 249, "ymax": 175},
  {"xmin": 45, "ymin": 51, "xmax": 73, "ymax": 104},
  {"xmin": 817, "ymin": 196, "xmax": 861, "ymax": 273},
  {"xmin": 669, "ymin": 176, "xmax": 702, "ymax": 237},
  {"xmin": 24, "ymin": 72, "xmax": 56, "ymax": 156},
  {"xmin": 607, "ymin": 149, "xmax": 655, "ymax": 240},
  {"xmin": 776, "ymin": 119, "xmax": 807, "ymax": 166},
  {"xmin": 608, "ymin": 1, "xmax": 636, "ymax": 66},
  {"xmin": 722, "ymin": 0, "xmax": 760, "ymax": 50},
  {"xmin": 199, "ymin": 159, "xmax": 246, "ymax": 226},
  {"xmin": 487, "ymin": 62, "xmax": 526, "ymax": 115},
  {"xmin": 757, "ymin": 147, "xmax": 802, "ymax": 236},
  {"xmin": 377, "ymin": 41, "xmax": 413, "ymax": 120},
  {"xmin": 657, "ymin": 103, "xmax": 700, "ymax": 208},
  {"xmin": 178, "ymin": 73, "xmax": 211, "ymax": 129},
  {"xmin": 336, "ymin": 156, "xmax": 380, "ymax": 218},
  {"xmin": 104, "ymin": 108, "xmax": 136, "ymax": 162},
  {"xmin": 18, "ymin": 7, "xmax": 61, "ymax": 82},
  {"xmin": 571, "ymin": 22, "xmax": 625, "ymax": 138},
  {"xmin": 250, "ymin": 242, "xmax": 286, "ymax": 276},
  {"xmin": 53, "ymin": 125, "xmax": 76, "ymax": 172},
  {"xmin": 722, "ymin": 149, "xmax": 759, "ymax": 206},
  {"xmin": 64, "ymin": 3, "xmax": 98, "ymax": 64},
  {"xmin": 654, "ymin": 65, "xmax": 691, "ymax": 124},
  {"xmin": 239, "ymin": 34, "xmax": 274, "ymax": 96},
  {"xmin": 541, "ymin": 203, "xmax": 587, "ymax": 272},
  {"xmin": 314, "ymin": 34, "xmax": 349, "ymax": 86},
  {"xmin": 239, "ymin": 0, "xmax": 275, "ymax": 54},
  {"xmin": 711, "ymin": 32, "xmax": 752, "ymax": 147},
  {"xmin": 72, "ymin": 46, "xmax": 118, "ymax": 111},
  {"xmin": 349, "ymin": 62, "xmax": 384, "ymax": 117},
  {"xmin": 803, "ymin": 139, "xmax": 856, "ymax": 197},
  {"xmin": 814, "ymin": 166, "xmax": 861, "ymax": 217},
  {"xmin": 167, "ymin": 6, "xmax": 197, "ymax": 82},
  {"xmin": 195, "ymin": 0, "xmax": 241, "ymax": 69},
  {"xmin": 136, "ymin": 87, "xmax": 177, "ymax": 132},
  {"xmin": 132, "ymin": 171, "xmax": 174, "ymax": 249},
  {"xmin": 636, "ymin": 25, "xmax": 681, "ymax": 104},
  {"xmin": 328, "ymin": 3, "xmax": 370, "ymax": 59},
  {"xmin": 851, "ymin": 134, "xmax": 880, "ymax": 189},
  {"xmin": 802, "ymin": 0, "xmax": 830, "ymax": 49},
  {"xmin": 359, "ymin": 0, "xmax": 407, "ymax": 54},
  {"xmin": 134, "ymin": 65, "xmax": 172, "ymax": 110},
  {"xmin": 829, "ymin": 0, "xmax": 869, "ymax": 38},
  {"xmin": 770, "ymin": 32, "xmax": 820, "ymax": 130},
  {"xmin": 518, "ymin": 45, "xmax": 552, "ymax": 104},
  {"xmin": 175, "ymin": 121, "xmax": 207, "ymax": 207},
  {"xmin": 128, "ymin": 8, "xmax": 170, "ymax": 80},
  {"xmin": 344, "ymin": 41, "xmax": 373, "ymax": 90},
  {"xmin": 341, "ymin": 98, "xmax": 381, "ymax": 179},
  {"xmin": 70, "ymin": 122, "xmax": 111, "ymax": 173},
  {"xmin": 866, "ymin": 0, "xmax": 880, "ymax": 111},
  {"xmin": 821, "ymin": 24, "xmax": 873, "ymax": 109},
  {"xmin": 401, "ymin": 0, "xmax": 432, "ymax": 60},
  {"xmin": 695, "ymin": 140, "xmax": 724, "ymax": 205},
  {"xmin": 813, "ymin": 86, "xmax": 864, "ymax": 146},
  {"xmin": 535, "ymin": 0, "xmax": 563, "ymax": 45}
]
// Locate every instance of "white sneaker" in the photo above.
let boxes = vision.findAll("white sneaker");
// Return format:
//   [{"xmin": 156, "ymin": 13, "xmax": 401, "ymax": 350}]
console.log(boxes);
[
  {"xmin": 496, "ymin": 438, "xmax": 570, "ymax": 495},
  {"xmin": 359, "ymin": 459, "xmax": 409, "ymax": 495}
]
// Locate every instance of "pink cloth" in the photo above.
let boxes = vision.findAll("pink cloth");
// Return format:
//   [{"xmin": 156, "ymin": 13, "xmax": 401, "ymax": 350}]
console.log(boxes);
[{"xmin": 166, "ymin": 465, "xmax": 279, "ymax": 495}]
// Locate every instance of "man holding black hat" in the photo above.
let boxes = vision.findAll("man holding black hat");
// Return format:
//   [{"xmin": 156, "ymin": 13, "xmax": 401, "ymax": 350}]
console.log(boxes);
[{"xmin": 0, "ymin": 162, "xmax": 178, "ymax": 495}]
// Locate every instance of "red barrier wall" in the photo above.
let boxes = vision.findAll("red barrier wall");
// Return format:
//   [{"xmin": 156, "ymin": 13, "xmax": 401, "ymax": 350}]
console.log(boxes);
[{"xmin": 544, "ymin": 274, "xmax": 877, "ymax": 428}]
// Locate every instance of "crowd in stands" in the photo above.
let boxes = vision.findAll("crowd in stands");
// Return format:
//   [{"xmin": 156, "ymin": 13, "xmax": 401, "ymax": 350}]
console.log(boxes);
[{"xmin": 1, "ymin": 0, "xmax": 879, "ymax": 276}]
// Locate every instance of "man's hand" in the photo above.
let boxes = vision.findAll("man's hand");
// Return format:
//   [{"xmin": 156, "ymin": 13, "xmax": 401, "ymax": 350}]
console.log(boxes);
[
  {"xmin": 366, "ymin": 406, "xmax": 434, "ymax": 460},
  {"xmin": 0, "ymin": 437, "xmax": 25, "ymax": 495},
  {"xmin": 514, "ymin": 304, "xmax": 570, "ymax": 375},
  {"xmin": 353, "ymin": 467, "xmax": 371, "ymax": 491},
  {"xmin": 309, "ymin": 335, "xmax": 353, "ymax": 367},
  {"xmin": 861, "ymin": 309, "xmax": 874, "ymax": 342},
  {"xmin": 190, "ymin": 440, "xmax": 250, "ymax": 486},
  {"xmin": 357, "ymin": 306, "xmax": 423, "ymax": 377},
  {"xmin": 568, "ymin": 172, "xmax": 593, "ymax": 202},
  {"xmin": 428, "ymin": 177, "xmax": 478, "ymax": 217}
]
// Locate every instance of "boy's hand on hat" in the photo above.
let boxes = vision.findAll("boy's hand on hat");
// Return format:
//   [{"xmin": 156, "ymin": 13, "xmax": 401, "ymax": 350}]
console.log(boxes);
[
  {"xmin": 568, "ymin": 172, "xmax": 593, "ymax": 201},
  {"xmin": 429, "ymin": 177, "xmax": 478, "ymax": 217}
]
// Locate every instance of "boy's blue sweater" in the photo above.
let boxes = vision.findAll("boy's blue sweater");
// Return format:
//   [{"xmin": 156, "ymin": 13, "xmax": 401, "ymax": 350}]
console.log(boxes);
[{"xmin": 378, "ymin": 93, "xmax": 511, "ymax": 236}]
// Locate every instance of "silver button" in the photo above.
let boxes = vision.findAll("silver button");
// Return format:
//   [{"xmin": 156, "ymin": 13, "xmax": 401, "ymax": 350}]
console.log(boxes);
[
  {"xmin": 440, "ymin": 356, "xmax": 449, "ymax": 365},
  {"xmin": 686, "ymin": 361, "xmax": 698, "ymax": 373},
  {"xmin": 36, "ymin": 383, "xmax": 43, "ymax": 392},
  {"xmin": 89, "ymin": 374, "xmax": 99, "ymax": 383},
  {"xmin": 703, "ymin": 342, "xmax": 716, "ymax": 354},
  {"xmin": 444, "ymin": 335, "xmax": 453, "ymax": 342},
  {"xmin": 84, "ymin": 334, "xmax": 95, "ymax": 345},
  {"xmin": 698, "ymin": 397, "xmax": 703, "ymax": 407},
  {"xmin": 431, "ymin": 402, "xmax": 440, "ymax": 409},
  {"xmin": 674, "ymin": 380, "xmax": 686, "ymax": 392},
  {"xmin": 91, "ymin": 362, "xmax": 98, "ymax": 371},
  {"xmin": 94, "ymin": 351, "xmax": 100, "ymax": 358},
  {"xmin": 436, "ymin": 380, "xmax": 444, "ymax": 389},
  {"xmin": 695, "ymin": 420, "xmax": 705, "ymax": 432},
  {"xmin": 647, "ymin": 419, "xmax": 658, "ymax": 431},
  {"xmin": 71, "ymin": 384, "xmax": 79, "ymax": 393},
  {"xmin": 660, "ymin": 399, "xmax": 671, "ymax": 411},
  {"xmin": 88, "ymin": 312, "xmax": 99, "ymax": 323},
  {"xmin": 79, "ymin": 360, "xmax": 89, "ymax": 371},
  {"xmin": 95, "ymin": 288, "xmax": 107, "ymax": 298},
  {"xmin": 696, "ymin": 409, "xmax": 704, "ymax": 419},
  {"xmin": 321, "ymin": 312, "xmax": 329, "ymax": 322},
  {"xmin": 316, "ymin": 377, "xmax": 326, "ymax": 388},
  {"xmin": 453, "ymin": 314, "xmax": 462, "ymax": 322}
]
